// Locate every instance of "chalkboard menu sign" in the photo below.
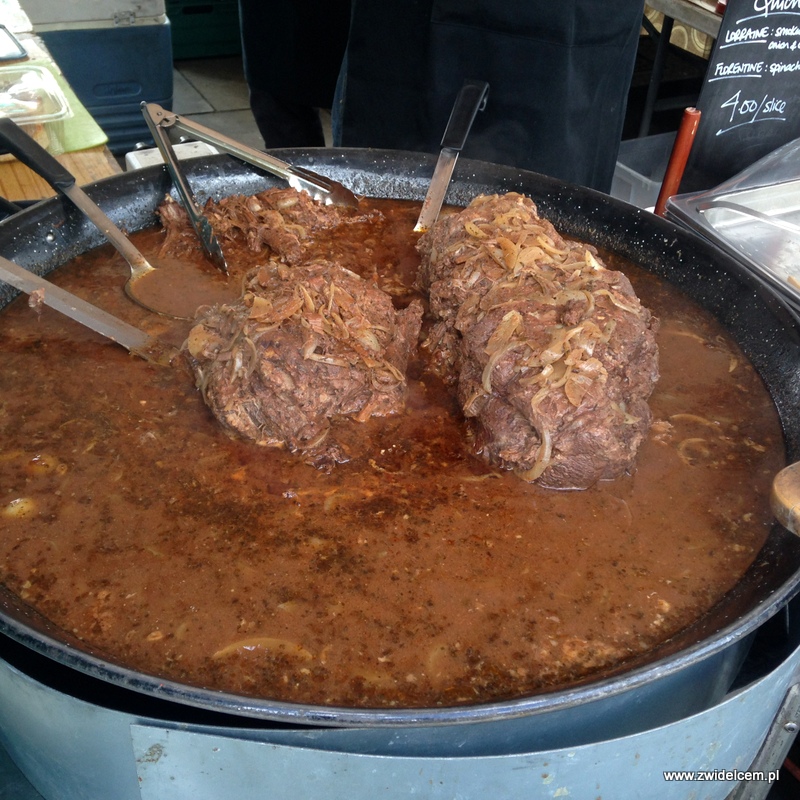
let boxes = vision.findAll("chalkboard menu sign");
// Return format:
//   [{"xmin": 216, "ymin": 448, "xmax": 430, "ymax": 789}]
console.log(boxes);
[{"xmin": 684, "ymin": 0, "xmax": 800, "ymax": 190}]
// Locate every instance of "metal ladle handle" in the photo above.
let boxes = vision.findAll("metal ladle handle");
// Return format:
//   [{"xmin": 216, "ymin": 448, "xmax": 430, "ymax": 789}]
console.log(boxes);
[{"xmin": 0, "ymin": 117, "xmax": 157, "ymax": 283}]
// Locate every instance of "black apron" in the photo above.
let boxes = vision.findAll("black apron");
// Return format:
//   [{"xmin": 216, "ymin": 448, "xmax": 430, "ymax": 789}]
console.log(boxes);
[
  {"xmin": 334, "ymin": 1, "xmax": 644, "ymax": 192},
  {"xmin": 238, "ymin": 0, "xmax": 350, "ymax": 109}
]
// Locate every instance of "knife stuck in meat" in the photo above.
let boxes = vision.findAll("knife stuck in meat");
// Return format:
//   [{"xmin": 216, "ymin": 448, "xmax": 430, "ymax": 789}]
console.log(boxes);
[{"xmin": 414, "ymin": 79, "xmax": 489, "ymax": 233}]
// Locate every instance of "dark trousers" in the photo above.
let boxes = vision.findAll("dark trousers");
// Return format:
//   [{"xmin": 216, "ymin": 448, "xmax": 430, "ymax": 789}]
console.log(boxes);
[
  {"xmin": 238, "ymin": 0, "xmax": 350, "ymax": 147},
  {"xmin": 333, "ymin": 1, "xmax": 645, "ymax": 191}
]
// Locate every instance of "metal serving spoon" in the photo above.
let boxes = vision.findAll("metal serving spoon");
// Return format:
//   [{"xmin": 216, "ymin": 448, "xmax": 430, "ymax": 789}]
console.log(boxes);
[
  {"xmin": 772, "ymin": 462, "xmax": 800, "ymax": 536},
  {"xmin": 0, "ymin": 254, "xmax": 176, "ymax": 365},
  {"xmin": 0, "ymin": 117, "xmax": 188, "ymax": 320}
]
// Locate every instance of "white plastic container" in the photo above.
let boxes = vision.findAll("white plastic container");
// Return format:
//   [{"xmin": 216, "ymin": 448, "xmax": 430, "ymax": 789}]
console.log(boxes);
[
  {"xmin": 0, "ymin": 64, "xmax": 72, "ymax": 154},
  {"xmin": 18, "ymin": 0, "xmax": 166, "ymax": 29},
  {"xmin": 610, "ymin": 132, "xmax": 677, "ymax": 209}
]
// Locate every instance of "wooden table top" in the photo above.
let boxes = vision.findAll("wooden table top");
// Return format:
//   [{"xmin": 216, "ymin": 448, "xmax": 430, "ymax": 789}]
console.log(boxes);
[{"xmin": 0, "ymin": 146, "xmax": 123, "ymax": 204}]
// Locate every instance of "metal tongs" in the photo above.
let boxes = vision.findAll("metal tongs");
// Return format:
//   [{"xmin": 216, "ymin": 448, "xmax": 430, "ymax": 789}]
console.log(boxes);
[
  {"xmin": 141, "ymin": 102, "xmax": 360, "ymax": 269},
  {"xmin": 143, "ymin": 104, "xmax": 228, "ymax": 273}
]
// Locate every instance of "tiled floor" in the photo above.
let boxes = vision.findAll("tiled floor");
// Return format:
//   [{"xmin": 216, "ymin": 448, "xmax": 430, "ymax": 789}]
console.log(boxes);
[
  {"xmin": 171, "ymin": 55, "xmax": 264, "ymax": 151},
  {"xmin": 169, "ymin": 55, "xmax": 332, "ymax": 155}
]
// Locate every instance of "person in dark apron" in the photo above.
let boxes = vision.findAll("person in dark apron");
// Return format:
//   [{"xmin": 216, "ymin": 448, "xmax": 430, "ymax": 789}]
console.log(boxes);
[
  {"xmin": 333, "ymin": 1, "xmax": 645, "ymax": 192},
  {"xmin": 238, "ymin": 0, "xmax": 350, "ymax": 147}
]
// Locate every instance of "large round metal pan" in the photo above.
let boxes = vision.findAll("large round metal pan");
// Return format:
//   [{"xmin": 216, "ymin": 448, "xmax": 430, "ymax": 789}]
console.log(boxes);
[{"xmin": 1, "ymin": 149, "xmax": 799, "ymax": 755}]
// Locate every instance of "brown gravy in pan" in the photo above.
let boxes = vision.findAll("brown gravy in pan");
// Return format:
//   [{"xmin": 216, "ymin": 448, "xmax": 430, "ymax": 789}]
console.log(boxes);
[{"xmin": 0, "ymin": 198, "xmax": 785, "ymax": 707}]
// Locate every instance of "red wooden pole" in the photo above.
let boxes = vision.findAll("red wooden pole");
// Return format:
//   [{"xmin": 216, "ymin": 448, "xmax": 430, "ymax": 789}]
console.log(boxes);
[{"xmin": 654, "ymin": 107, "xmax": 702, "ymax": 217}]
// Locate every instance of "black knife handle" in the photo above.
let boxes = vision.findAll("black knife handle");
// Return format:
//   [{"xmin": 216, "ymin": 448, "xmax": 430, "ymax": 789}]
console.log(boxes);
[
  {"xmin": 0, "ymin": 116, "xmax": 76, "ymax": 192},
  {"xmin": 440, "ymin": 80, "xmax": 490, "ymax": 151}
]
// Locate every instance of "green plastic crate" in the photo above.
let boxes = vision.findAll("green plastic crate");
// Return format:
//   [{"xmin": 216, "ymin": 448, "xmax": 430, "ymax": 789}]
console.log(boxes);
[{"xmin": 167, "ymin": 0, "xmax": 241, "ymax": 59}]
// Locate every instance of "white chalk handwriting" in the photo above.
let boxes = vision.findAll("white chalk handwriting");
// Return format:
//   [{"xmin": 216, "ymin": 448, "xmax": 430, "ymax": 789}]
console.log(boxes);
[
  {"xmin": 716, "ymin": 90, "xmax": 788, "ymax": 134},
  {"xmin": 746, "ymin": 0, "xmax": 800, "ymax": 20}
]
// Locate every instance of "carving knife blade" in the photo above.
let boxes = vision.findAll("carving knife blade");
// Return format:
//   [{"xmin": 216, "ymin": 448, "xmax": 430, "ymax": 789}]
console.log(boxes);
[
  {"xmin": 0, "ymin": 256, "xmax": 175, "ymax": 363},
  {"xmin": 414, "ymin": 80, "xmax": 489, "ymax": 233}
]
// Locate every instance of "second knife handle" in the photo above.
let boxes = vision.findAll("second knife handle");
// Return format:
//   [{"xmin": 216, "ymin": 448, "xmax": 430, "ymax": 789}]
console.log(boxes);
[{"xmin": 0, "ymin": 116, "xmax": 76, "ymax": 192}]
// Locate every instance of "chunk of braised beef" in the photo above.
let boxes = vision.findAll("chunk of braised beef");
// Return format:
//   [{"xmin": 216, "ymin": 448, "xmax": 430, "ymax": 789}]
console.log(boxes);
[
  {"xmin": 185, "ymin": 259, "xmax": 423, "ymax": 467},
  {"xmin": 416, "ymin": 193, "xmax": 659, "ymax": 490}
]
